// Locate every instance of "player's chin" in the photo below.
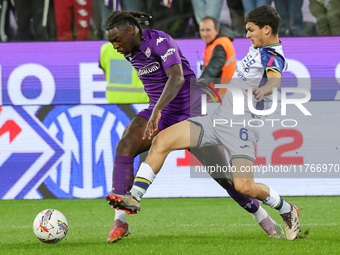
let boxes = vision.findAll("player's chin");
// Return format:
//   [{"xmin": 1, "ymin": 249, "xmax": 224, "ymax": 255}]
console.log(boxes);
[
  {"xmin": 118, "ymin": 48, "xmax": 127, "ymax": 54},
  {"xmin": 122, "ymin": 50, "xmax": 131, "ymax": 55}
]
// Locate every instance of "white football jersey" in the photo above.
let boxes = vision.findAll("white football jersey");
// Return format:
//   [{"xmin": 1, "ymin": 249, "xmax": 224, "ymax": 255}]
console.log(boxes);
[{"xmin": 215, "ymin": 42, "xmax": 287, "ymax": 118}]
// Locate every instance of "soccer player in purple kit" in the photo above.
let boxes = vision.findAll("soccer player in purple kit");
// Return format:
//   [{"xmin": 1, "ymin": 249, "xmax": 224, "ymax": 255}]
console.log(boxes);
[{"xmin": 104, "ymin": 11, "xmax": 285, "ymax": 243}]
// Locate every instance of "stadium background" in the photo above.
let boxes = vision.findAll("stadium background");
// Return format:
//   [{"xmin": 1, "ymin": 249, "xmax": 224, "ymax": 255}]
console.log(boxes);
[{"xmin": 1, "ymin": 35, "xmax": 339, "ymax": 200}]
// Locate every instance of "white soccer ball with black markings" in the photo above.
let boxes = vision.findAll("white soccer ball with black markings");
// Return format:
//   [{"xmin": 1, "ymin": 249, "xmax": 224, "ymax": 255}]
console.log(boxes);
[{"xmin": 33, "ymin": 209, "xmax": 68, "ymax": 243}]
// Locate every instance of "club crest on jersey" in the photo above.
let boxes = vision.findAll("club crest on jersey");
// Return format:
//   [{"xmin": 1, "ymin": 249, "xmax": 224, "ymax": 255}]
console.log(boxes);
[{"xmin": 145, "ymin": 47, "xmax": 151, "ymax": 58}]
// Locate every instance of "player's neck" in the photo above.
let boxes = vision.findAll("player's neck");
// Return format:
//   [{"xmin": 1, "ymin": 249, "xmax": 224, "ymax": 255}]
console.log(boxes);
[
  {"xmin": 131, "ymin": 28, "xmax": 143, "ymax": 52},
  {"xmin": 132, "ymin": 36, "xmax": 142, "ymax": 52},
  {"xmin": 264, "ymin": 35, "xmax": 280, "ymax": 47}
]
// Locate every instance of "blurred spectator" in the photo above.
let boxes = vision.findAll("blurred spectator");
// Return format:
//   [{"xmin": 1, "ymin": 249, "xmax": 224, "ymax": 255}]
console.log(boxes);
[
  {"xmin": 191, "ymin": 0, "xmax": 223, "ymax": 24},
  {"xmin": 14, "ymin": 0, "xmax": 48, "ymax": 41},
  {"xmin": 274, "ymin": 0, "xmax": 305, "ymax": 36},
  {"xmin": 191, "ymin": 0, "xmax": 246, "ymax": 38},
  {"xmin": 99, "ymin": 0, "xmax": 194, "ymax": 40},
  {"xmin": 0, "ymin": 0, "xmax": 15, "ymax": 41},
  {"xmin": 242, "ymin": 0, "xmax": 272, "ymax": 15},
  {"xmin": 226, "ymin": 0, "xmax": 246, "ymax": 37},
  {"xmin": 92, "ymin": 0, "xmax": 103, "ymax": 40},
  {"xmin": 309, "ymin": 0, "xmax": 340, "ymax": 36},
  {"xmin": 199, "ymin": 16, "xmax": 236, "ymax": 96},
  {"xmin": 120, "ymin": 0, "xmax": 143, "ymax": 11},
  {"xmin": 46, "ymin": 0, "xmax": 57, "ymax": 41},
  {"xmin": 54, "ymin": 0, "xmax": 92, "ymax": 40},
  {"xmin": 99, "ymin": 42, "xmax": 149, "ymax": 104},
  {"xmin": 99, "ymin": 0, "xmax": 143, "ymax": 40},
  {"xmin": 98, "ymin": 1, "xmax": 112, "ymax": 40},
  {"xmin": 145, "ymin": 0, "xmax": 195, "ymax": 38}
]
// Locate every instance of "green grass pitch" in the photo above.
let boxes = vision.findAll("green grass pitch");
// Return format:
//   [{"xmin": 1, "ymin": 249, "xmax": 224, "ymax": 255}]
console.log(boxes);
[{"xmin": 1, "ymin": 196, "xmax": 340, "ymax": 255}]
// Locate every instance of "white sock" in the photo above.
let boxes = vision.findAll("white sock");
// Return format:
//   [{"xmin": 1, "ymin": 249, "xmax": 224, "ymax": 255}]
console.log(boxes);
[
  {"xmin": 130, "ymin": 162, "xmax": 156, "ymax": 201},
  {"xmin": 252, "ymin": 206, "xmax": 268, "ymax": 223},
  {"xmin": 114, "ymin": 209, "xmax": 126, "ymax": 223},
  {"xmin": 263, "ymin": 189, "xmax": 280, "ymax": 208},
  {"xmin": 136, "ymin": 162, "xmax": 156, "ymax": 181},
  {"xmin": 278, "ymin": 202, "xmax": 291, "ymax": 215},
  {"xmin": 263, "ymin": 188, "xmax": 291, "ymax": 214}
]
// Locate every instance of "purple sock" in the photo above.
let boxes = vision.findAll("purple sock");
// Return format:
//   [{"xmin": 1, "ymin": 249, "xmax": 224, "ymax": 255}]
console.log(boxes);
[
  {"xmin": 112, "ymin": 154, "xmax": 134, "ymax": 195},
  {"xmin": 227, "ymin": 185, "xmax": 260, "ymax": 213}
]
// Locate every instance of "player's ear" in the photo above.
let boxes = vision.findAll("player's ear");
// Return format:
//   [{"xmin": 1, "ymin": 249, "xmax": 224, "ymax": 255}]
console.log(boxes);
[
  {"xmin": 264, "ymin": 25, "xmax": 271, "ymax": 35},
  {"xmin": 128, "ymin": 25, "xmax": 135, "ymax": 35}
]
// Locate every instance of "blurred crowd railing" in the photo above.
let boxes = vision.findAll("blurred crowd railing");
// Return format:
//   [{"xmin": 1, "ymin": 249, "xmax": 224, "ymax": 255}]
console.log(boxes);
[{"xmin": 0, "ymin": 0, "xmax": 339, "ymax": 43}]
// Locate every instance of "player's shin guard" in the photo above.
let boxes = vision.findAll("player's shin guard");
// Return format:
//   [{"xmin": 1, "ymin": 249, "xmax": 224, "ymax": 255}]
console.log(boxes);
[
  {"xmin": 212, "ymin": 176, "xmax": 260, "ymax": 213},
  {"xmin": 112, "ymin": 154, "xmax": 135, "ymax": 195},
  {"xmin": 130, "ymin": 162, "xmax": 156, "ymax": 201},
  {"xmin": 191, "ymin": 146, "xmax": 259, "ymax": 213},
  {"xmin": 227, "ymin": 185, "xmax": 260, "ymax": 213}
]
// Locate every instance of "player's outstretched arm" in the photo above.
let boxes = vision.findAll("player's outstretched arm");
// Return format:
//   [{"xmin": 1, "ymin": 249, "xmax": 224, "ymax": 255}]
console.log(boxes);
[
  {"xmin": 143, "ymin": 63, "xmax": 185, "ymax": 140},
  {"xmin": 252, "ymin": 69, "xmax": 281, "ymax": 102}
]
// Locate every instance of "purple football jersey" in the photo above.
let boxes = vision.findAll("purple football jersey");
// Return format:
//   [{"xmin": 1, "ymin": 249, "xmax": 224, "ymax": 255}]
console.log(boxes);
[{"xmin": 124, "ymin": 29, "xmax": 197, "ymax": 113}]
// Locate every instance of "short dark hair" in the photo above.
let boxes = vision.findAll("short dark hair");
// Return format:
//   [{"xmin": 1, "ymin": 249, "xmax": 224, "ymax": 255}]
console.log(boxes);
[
  {"xmin": 105, "ymin": 11, "xmax": 152, "ymax": 38},
  {"xmin": 245, "ymin": 5, "xmax": 280, "ymax": 35},
  {"xmin": 201, "ymin": 16, "xmax": 220, "ymax": 30}
]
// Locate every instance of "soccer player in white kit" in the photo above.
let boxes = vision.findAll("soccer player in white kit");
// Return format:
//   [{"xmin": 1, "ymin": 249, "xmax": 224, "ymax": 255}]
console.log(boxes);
[{"xmin": 107, "ymin": 5, "xmax": 301, "ymax": 241}]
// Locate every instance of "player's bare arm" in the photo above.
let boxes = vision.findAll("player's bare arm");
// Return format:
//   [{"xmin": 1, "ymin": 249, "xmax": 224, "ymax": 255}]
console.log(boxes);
[
  {"xmin": 143, "ymin": 63, "xmax": 185, "ymax": 139},
  {"xmin": 252, "ymin": 69, "xmax": 281, "ymax": 101}
]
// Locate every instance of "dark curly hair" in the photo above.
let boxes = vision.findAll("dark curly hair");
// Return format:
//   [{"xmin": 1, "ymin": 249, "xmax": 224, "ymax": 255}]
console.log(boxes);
[
  {"xmin": 105, "ymin": 11, "xmax": 152, "ymax": 39},
  {"xmin": 245, "ymin": 5, "xmax": 280, "ymax": 35}
]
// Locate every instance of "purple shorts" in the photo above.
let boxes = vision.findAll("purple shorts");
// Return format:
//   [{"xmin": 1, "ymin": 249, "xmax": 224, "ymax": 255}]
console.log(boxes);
[
  {"xmin": 136, "ymin": 106, "xmax": 191, "ymax": 131},
  {"xmin": 136, "ymin": 82, "xmax": 211, "ymax": 130}
]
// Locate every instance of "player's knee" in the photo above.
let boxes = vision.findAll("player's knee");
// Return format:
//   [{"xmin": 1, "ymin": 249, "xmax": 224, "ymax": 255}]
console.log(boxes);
[
  {"xmin": 150, "ymin": 133, "xmax": 168, "ymax": 154},
  {"xmin": 234, "ymin": 180, "xmax": 256, "ymax": 198},
  {"xmin": 116, "ymin": 137, "xmax": 138, "ymax": 156},
  {"xmin": 150, "ymin": 134, "xmax": 164, "ymax": 153}
]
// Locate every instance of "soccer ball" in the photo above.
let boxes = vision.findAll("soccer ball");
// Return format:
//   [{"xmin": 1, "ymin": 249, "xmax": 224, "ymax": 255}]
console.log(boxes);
[{"xmin": 33, "ymin": 209, "xmax": 68, "ymax": 243}]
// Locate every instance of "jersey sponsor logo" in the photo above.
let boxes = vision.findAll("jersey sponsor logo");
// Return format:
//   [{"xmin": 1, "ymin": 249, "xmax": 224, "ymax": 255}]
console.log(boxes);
[
  {"xmin": 145, "ymin": 47, "xmax": 151, "ymax": 58},
  {"xmin": 161, "ymin": 48, "xmax": 176, "ymax": 62},
  {"xmin": 137, "ymin": 62, "xmax": 160, "ymax": 76},
  {"xmin": 156, "ymin": 37, "xmax": 167, "ymax": 46}
]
